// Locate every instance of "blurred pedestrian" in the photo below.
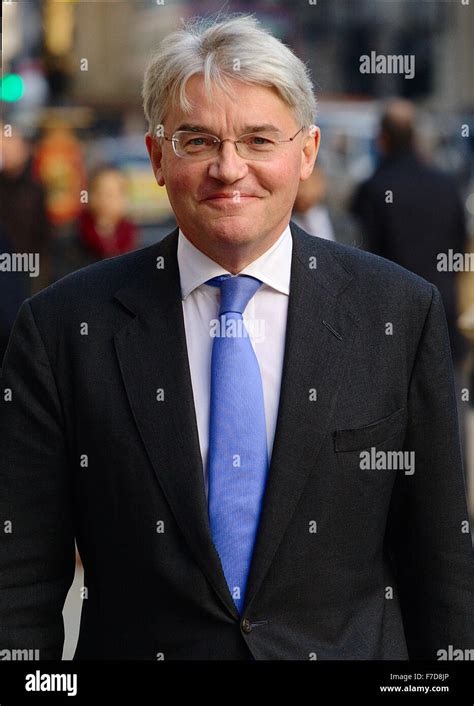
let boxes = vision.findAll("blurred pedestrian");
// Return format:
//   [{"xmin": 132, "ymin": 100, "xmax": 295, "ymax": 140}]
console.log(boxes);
[
  {"xmin": 292, "ymin": 166, "xmax": 336, "ymax": 241},
  {"xmin": 351, "ymin": 98, "xmax": 470, "ymax": 460},
  {"xmin": 53, "ymin": 165, "xmax": 139, "ymax": 280},
  {"xmin": 0, "ymin": 123, "xmax": 51, "ymax": 294},
  {"xmin": 292, "ymin": 165, "xmax": 359, "ymax": 246}
]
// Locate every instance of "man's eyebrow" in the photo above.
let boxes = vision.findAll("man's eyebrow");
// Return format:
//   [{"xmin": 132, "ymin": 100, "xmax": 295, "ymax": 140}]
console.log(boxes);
[
  {"xmin": 175, "ymin": 123, "xmax": 210, "ymax": 132},
  {"xmin": 241, "ymin": 124, "xmax": 282, "ymax": 133},
  {"xmin": 174, "ymin": 123, "xmax": 282, "ymax": 134}
]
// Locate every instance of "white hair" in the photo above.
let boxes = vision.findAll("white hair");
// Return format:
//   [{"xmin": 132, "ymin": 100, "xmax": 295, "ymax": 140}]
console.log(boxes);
[{"xmin": 142, "ymin": 14, "xmax": 317, "ymax": 137}]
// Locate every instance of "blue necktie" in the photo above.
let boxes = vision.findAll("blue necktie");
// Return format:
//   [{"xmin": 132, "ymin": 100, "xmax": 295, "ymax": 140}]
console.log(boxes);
[{"xmin": 206, "ymin": 274, "xmax": 269, "ymax": 614}]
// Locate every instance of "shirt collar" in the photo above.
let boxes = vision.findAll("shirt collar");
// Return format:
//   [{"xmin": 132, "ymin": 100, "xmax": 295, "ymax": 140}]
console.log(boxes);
[{"xmin": 177, "ymin": 223, "xmax": 292, "ymax": 300}]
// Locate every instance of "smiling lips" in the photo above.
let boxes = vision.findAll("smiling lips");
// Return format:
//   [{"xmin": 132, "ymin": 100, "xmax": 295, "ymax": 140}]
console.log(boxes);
[{"xmin": 203, "ymin": 192, "xmax": 259, "ymax": 201}]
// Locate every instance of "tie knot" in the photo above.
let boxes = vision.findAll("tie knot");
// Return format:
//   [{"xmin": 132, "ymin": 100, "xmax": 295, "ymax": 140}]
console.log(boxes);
[{"xmin": 206, "ymin": 274, "xmax": 262, "ymax": 315}]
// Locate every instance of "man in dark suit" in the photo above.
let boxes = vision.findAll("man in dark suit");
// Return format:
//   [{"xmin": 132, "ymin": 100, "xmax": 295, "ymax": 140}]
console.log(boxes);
[
  {"xmin": 351, "ymin": 99, "xmax": 468, "ymax": 367},
  {"xmin": 1, "ymin": 15, "xmax": 473, "ymax": 661}
]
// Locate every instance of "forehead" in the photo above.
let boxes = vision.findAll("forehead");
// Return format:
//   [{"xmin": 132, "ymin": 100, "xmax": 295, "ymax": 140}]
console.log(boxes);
[{"xmin": 166, "ymin": 74, "xmax": 296, "ymax": 131}]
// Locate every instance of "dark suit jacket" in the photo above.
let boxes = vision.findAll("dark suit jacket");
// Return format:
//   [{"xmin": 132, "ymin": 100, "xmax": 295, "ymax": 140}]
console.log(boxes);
[{"xmin": 1, "ymin": 222, "xmax": 473, "ymax": 660}]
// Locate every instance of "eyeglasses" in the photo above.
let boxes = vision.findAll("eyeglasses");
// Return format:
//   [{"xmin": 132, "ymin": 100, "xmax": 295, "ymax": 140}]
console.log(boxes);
[{"xmin": 162, "ymin": 126, "xmax": 306, "ymax": 161}]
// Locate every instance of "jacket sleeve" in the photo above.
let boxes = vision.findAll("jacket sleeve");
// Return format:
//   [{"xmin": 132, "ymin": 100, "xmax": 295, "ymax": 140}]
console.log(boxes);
[
  {"xmin": 386, "ymin": 284, "xmax": 474, "ymax": 659},
  {"xmin": 0, "ymin": 299, "xmax": 75, "ymax": 660}
]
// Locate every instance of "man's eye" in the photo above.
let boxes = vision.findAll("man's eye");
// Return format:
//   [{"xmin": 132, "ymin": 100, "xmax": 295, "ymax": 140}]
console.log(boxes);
[
  {"xmin": 249, "ymin": 136, "xmax": 271, "ymax": 145},
  {"xmin": 243, "ymin": 135, "xmax": 275, "ymax": 148},
  {"xmin": 182, "ymin": 135, "xmax": 214, "ymax": 149}
]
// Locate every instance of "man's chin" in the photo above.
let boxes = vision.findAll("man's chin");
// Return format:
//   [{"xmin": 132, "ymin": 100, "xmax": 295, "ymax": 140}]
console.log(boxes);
[
  {"xmin": 197, "ymin": 215, "xmax": 262, "ymax": 244},
  {"xmin": 210, "ymin": 228, "xmax": 260, "ymax": 249}
]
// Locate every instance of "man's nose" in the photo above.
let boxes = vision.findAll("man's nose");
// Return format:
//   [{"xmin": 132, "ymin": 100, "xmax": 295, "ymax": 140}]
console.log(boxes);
[{"xmin": 207, "ymin": 140, "xmax": 249, "ymax": 182}]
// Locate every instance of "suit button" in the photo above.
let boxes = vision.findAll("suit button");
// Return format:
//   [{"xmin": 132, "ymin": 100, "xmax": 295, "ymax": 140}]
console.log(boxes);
[{"xmin": 241, "ymin": 618, "xmax": 252, "ymax": 633}]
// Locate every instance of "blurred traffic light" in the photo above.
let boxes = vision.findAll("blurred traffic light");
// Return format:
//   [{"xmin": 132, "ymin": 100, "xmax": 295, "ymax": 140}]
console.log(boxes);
[{"xmin": 1, "ymin": 73, "xmax": 24, "ymax": 102}]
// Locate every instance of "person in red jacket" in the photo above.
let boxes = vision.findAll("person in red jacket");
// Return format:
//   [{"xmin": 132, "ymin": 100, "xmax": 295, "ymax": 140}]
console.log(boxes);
[
  {"xmin": 78, "ymin": 165, "xmax": 138, "ymax": 259},
  {"xmin": 53, "ymin": 165, "xmax": 138, "ymax": 280}
]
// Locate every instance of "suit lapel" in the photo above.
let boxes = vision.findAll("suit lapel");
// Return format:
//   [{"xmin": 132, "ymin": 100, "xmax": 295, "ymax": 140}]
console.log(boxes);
[
  {"xmin": 243, "ymin": 223, "xmax": 359, "ymax": 611},
  {"xmin": 113, "ymin": 229, "xmax": 240, "ymax": 619}
]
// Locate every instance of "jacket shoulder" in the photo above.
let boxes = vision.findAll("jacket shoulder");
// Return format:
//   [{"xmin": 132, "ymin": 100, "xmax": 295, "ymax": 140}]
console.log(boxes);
[
  {"xmin": 291, "ymin": 224, "xmax": 435, "ymax": 306},
  {"xmin": 28, "ymin": 235, "xmax": 172, "ymax": 316},
  {"xmin": 330, "ymin": 237, "xmax": 431, "ymax": 287}
]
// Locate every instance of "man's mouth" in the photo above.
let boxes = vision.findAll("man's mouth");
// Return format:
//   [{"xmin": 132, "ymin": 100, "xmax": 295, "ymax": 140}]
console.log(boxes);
[{"xmin": 203, "ymin": 192, "xmax": 258, "ymax": 200}]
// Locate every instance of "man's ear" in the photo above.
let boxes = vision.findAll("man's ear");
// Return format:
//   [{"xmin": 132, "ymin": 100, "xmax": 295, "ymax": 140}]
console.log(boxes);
[
  {"xmin": 145, "ymin": 133, "xmax": 165, "ymax": 187},
  {"xmin": 300, "ymin": 125, "xmax": 320, "ymax": 181}
]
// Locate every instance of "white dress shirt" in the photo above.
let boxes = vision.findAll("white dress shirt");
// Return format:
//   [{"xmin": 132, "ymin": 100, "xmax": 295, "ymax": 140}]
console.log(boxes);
[{"xmin": 177, "ymin": 224, "xmax": 292, "ymax": 498}]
